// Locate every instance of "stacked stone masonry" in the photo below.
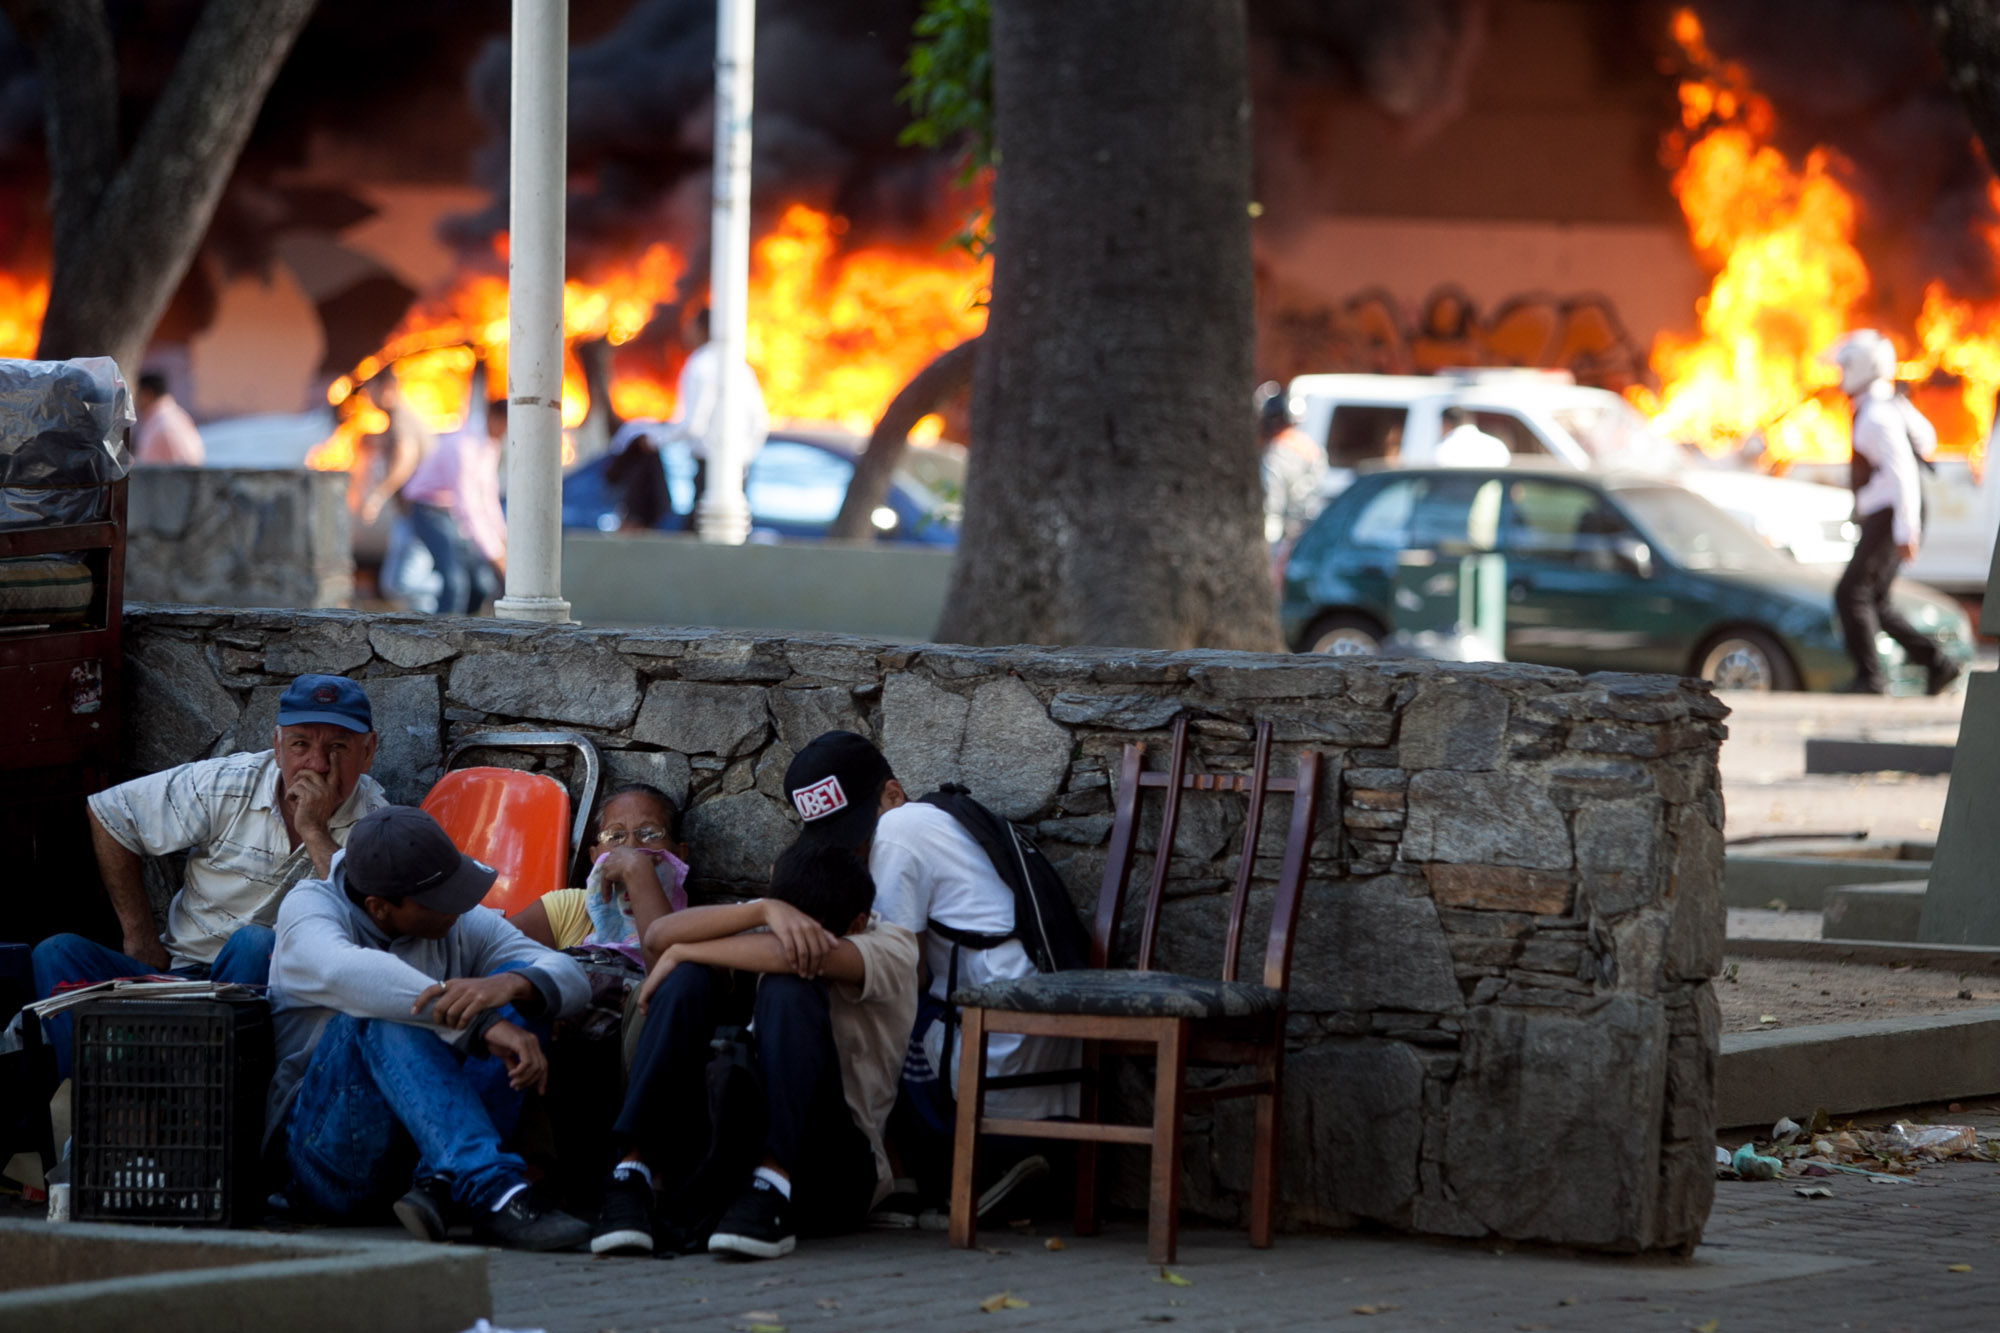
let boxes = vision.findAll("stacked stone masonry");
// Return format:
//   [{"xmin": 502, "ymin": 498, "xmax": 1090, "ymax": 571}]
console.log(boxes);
[{"xmin": 120, "ymin": 605, "xmax": 1727, "ymax": 1254}]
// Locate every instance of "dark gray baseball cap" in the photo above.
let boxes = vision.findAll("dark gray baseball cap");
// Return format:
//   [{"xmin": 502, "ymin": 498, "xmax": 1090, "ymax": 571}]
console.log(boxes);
[{"xmin": 343, "ymin": 805, "xmax": 496, "ymax": 914}]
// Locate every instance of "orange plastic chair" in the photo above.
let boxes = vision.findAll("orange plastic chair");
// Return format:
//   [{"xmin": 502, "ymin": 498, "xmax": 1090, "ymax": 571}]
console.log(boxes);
[{"xmin": 419, "ymin": 732, "xmax": 600, "ymax": 915}]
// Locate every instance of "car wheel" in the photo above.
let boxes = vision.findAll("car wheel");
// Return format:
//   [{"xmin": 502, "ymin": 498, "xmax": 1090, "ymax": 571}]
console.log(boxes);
[
  {"xmin": 1695, "ymin": 628, "xmax": 1799, "ymax": 692},
  {"xmin": 1302, "ymin": 612, "xmax": 1385, "ymax": 657}
]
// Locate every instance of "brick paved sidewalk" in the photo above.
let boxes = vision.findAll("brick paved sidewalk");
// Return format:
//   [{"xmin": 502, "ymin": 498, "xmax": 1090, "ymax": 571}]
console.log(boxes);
[{"xmin": 473, "ymin": 1162, "xmax": 2000, "ymax": 1333}]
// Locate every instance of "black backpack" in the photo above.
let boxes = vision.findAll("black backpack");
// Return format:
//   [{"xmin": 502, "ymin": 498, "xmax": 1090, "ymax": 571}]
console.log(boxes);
[
  {"xmin": 917, "ymin": 784, "xmax": 1092, "ymax": 974},
  {"xmin": 653, "ymin": 1025, "xmax": 767, "ymax": 1254}
]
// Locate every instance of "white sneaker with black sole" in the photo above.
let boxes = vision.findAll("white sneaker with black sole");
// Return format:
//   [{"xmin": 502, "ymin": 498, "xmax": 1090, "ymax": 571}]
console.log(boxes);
[{"xmin": 707, "ymin": 1179, "xmax": 796, "ymax": 1260}]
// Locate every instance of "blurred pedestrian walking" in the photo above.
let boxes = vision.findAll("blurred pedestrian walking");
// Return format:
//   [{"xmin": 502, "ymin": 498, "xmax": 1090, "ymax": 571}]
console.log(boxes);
[
  {"xmin": 400, "ymin": 398, "xmax": 508, "ymax": 614},
  {"xmin": 132, "ymin": 371, "xmax": 205, "ymax": 465},
  {"xmin": 1257, "ymin": 382, "xmax": 1327, "ymax": 548},
  {"xmin": 669, "ymin": 306, "xmax": 769, "ymax": 525},
  {"xmin": 359, "ymin": 373, "xmax": 439, "ymax": 611}
]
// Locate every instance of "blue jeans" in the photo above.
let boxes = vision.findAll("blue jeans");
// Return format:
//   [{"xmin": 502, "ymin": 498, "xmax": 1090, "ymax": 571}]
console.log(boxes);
[
  {"xmin": 407, "ymin": 503, "xmax": 470, "ymax": 616},
  {"xmin": 285, "ymin": 1013, "xmax": 527, "ymax": 1216},
  {"xmin": 31, "ymin": 927, "xmax": 276, "ymax": 1082}
]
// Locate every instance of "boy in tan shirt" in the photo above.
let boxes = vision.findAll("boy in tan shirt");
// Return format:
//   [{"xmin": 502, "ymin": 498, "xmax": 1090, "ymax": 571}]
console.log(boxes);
[{"xmin": 590, "ymin": 838, "xmax": 917, "ymax": 1259}]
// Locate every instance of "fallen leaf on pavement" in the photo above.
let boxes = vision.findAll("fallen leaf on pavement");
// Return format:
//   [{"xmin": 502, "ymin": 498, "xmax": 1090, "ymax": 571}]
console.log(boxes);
[
  {"xmin": 1794, "ymin": 1186, "xmax": 1833, "ymax": 1199},
  {"xmin": 978, "ymin": 1292, "xmax": 1030, "ymax": 1313},
  {"xmin": 739, "ymin": 1315, "xmax": 780, "ymax": 1324},
  {"xmin": 1156, "ymin": 1268, "xmax": 1193, "ymax": 1287},
  {"xmin": 1351, "ymin": 1303, "xmax": 1401, "ymax": 1315},
  {"xmin": 1758, "ymin": 1014, "xmax": 1778, "ymax": 1024},
  {"xmin": 815, "ymin": 1299, "xmax": 839, "ymax": 1311},
  {"xmin": 1690, "ymin": 1320, "xmax": 1720, "ymax": 1333},
  {"xmin": 1044, "ymin": 1237, "xmax": 1065, "ymax": 1251},
  {"xmin": 982, "ymin": 1247, "xmax": 1015, "ymax": 1257},
  {"xmin": 1948, "ymin": 1264, "xmax": 1973, "ymax": 1273},
  {"xmin": 1556, "ymin": 1297, "xmax": 1577, "ymax": 1307}
]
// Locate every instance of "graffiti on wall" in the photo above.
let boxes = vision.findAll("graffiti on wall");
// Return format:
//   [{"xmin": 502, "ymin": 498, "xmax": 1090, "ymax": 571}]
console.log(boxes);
[{"xmin": 1260, "ymin": 283, "xmax": 1649, "ymax": 393}]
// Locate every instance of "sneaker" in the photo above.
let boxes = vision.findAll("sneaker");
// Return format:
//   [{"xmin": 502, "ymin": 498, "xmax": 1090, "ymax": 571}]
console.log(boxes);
[
  {"xmin": 708, "ymin": 1180, "xmax": 796, "ymax": 1260},
  {"xmin": 914, "ymin": 1153, "xmax": 1054, "ymax": 1230},
  {"xmin": 976, "ymin": 1153, "xmax": 1050, "ymax": 1220},
  {"xmin": 393, "ymin": 1176, "xmax": 454, "ymax": 1243},
  {"xmin": 1927, "ymin": 657, "xmax": 1964, "ymax": 697},
  {"xmin": 867, "ymin": 1178, "xmax": 923, "ymax": 1230},
  {"xmin": 473, "ymin": 1190, "xmax": 591, "ymax": 1252},
  {"xmin": 590, "ymin": 1169, "xmax": 655, "ymax": 1256}
]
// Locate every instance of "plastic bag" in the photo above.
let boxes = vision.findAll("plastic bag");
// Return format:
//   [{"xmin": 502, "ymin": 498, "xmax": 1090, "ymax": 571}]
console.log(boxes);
[{"xmin": 0, "ymin": 356, "xmax": 133, "ymax": 528}]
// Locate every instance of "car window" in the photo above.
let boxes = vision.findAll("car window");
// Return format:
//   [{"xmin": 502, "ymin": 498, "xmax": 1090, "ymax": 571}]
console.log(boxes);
[
  {"xmin": 1326, "ymin": 405, "xmax": 1408, "ymax": 466},
  {"xmin": 1348, "ymin": 474, "xmax": 1502, "ymax": 553},
  {"xmin": 745, "ymin": 439, "xmax": 853, "ymax": 525},
  {"xmin": 1471, "ymin": 410, "xmax": 1550, "ymax": 457},
  {"xmin": 1504, "ymin": 479, "xmax": 1634, "ymax": 568}
]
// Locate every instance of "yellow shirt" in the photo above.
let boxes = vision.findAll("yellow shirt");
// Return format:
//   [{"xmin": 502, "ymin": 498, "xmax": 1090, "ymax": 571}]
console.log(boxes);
[{"xmin": 539, "ymin": 888, "xmax": 592, "ymax": 951}]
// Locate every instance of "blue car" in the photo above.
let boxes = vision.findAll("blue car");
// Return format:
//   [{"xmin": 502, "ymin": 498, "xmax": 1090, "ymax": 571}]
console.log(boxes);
[{"xmin": 561, "ymin": 426, "xmax": 962, "ymax": 545}]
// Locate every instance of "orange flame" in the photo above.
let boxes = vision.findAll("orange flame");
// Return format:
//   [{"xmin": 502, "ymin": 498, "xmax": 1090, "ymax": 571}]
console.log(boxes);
[
  {"xmin": 1637, "ymin": 10, "xmax": 1998, "ymax": 469},
  {"xmin": 310, "ymin": 207, "xmax": 988, "ymax": 473},
  {"xmin": 0, "ymin": 273, "xmax": 47, "ymax": 360}
]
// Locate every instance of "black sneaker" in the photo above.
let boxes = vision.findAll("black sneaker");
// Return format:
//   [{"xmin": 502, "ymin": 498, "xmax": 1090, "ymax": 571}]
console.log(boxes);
[
  {"xmin": 867, "ymin": 1178, "xmax": 923, "ymax": 1230},
  {"xmin": 590, "ymin": 1169, "xmax": 655, "ymax": 1256},
  {"xmin": 473, "ymin": 1190, "xmax": 591, "ymax": 1252},
  {"xmin": 393, "ymin": 1176, "xmax": 454, "ymax": 1243},
  {"xmin": 1927, "ymin": 656, "xmax": 1964, "ymax": 697},
  {"xmin": 707, "ymin": 1180, "xmax": 795, "ymax": 1260}
]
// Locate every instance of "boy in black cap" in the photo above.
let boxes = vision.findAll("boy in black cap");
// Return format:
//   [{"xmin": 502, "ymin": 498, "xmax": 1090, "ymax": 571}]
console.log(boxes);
[
  {"xmin": 589, "ymin": 834, "xmax": 918, "ymax": 1260},
  {"xmin": 267, "ymin": 805, "xmax": 592, "ymax": 1250},
  {"xmin": 785, "ymin": 731, "xmax": 1074, "ymax": 1208}
]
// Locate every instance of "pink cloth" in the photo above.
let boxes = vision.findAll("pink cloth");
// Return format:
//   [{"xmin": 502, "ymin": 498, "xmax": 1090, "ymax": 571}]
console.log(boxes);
[
  {"xmin": 403, "ymin": 428, "xmax": 506, "ymax": 564},
  {"xmin": 134, "ymin": 397, "xmax": 204, "ymax": 465}
]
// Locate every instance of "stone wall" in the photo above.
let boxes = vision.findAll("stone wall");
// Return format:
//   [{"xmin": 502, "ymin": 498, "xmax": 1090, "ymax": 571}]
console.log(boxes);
[
  {"xmin": 120, "ymin": 605, "xmax": 1726, "ymax": 1253},
  {"xmin": 126, "ymin": 468, "xmax": 352, "ymax": 609}
]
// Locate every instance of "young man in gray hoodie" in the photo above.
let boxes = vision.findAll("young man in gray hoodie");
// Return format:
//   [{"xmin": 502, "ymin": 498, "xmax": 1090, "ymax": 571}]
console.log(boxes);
[{"xmin": 267, "ymin": 805, "xmax": 592, "ymax": 1250}]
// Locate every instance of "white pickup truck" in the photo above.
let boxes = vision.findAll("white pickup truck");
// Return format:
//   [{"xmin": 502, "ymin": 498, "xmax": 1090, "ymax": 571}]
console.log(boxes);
[{"xmin": 1288, "ymin": 370, "xmax": 1860, "ymax": 569}]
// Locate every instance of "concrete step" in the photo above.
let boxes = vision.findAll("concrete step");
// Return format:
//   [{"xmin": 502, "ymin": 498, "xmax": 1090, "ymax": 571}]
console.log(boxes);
[
  {"xmin": 1805, "ymin": 737, "xmax": 1955, "ymax": 775},
  {"xmin": 1821, "ymin": 880, "xmax": 1928, "ymax": 943},
  {"xmin": 1724, "ymin": 840, "xmax": 1932, "ymax": 910},
  {"xmin": 1718, "ymin": 1005, "xmax": 2000, "ymax": 1129}
]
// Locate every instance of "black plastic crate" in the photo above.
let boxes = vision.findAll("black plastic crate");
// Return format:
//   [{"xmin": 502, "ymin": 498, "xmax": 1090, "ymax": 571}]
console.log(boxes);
[{"xmin": 71, "ymin": 995, "xmax": 274, "ymax": 1226}]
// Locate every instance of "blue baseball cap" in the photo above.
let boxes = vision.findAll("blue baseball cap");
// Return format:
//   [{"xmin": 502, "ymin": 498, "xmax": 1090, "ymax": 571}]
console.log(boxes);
[{"xmin": 276, "ymin": 674, "xmax": 374, "ymax": 734}]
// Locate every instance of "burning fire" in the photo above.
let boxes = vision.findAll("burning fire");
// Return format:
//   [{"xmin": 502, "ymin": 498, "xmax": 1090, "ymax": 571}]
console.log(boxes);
[
  {"xmin": 1636, "ymin": 10, "xmax": 2000, "ymax": 469},
  {"xmin": 0, "ymin": 273, "xmax": 48, "ymax": 361},
  {"xmin": 308, "ymin": 204, "xmax": 988, "ymax": 475}
]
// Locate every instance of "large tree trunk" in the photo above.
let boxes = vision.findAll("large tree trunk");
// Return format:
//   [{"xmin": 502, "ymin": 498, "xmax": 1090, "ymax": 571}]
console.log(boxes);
[
  {"xmin": 1926, "ymin": 0, "xmax": 2000, "ymax": 171},
  {"xmin": 934, "ymin": 1, "xmax": 1277, "ymax": 651},
  {"xmin": 2, "ymin": 0, "xmax": 318, "ymax": 377},
  {"xmin": 829, "ymin": 334, "xmax": 980, "ymax": 541}
]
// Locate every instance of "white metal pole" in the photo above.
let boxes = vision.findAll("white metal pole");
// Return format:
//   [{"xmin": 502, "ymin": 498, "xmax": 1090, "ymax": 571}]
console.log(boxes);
[
  {"xmin": 496, "ymin": 0, "xmax": 575, "ymax": 621},
  {"xmin": 696, "ymin": 0, "xmax": 755, "ymax": 544}
]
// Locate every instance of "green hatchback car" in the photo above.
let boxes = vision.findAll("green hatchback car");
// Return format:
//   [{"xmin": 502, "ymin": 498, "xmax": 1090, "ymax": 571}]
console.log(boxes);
[{"xmin": 1279, "ymin": 466, "xmax": 1975, "ymax": 692}]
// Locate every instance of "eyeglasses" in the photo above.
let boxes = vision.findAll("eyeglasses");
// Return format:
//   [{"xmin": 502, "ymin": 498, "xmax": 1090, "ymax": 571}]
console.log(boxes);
[{"xmin": 595, "ymin": 826, "xmax": 670, "ymax": 847}]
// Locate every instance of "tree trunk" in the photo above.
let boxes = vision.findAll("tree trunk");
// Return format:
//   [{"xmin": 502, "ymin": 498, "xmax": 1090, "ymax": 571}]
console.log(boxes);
[
  {"xmin": 934, "ymin": 1, "xmax": 1276, "ymax": 651},
  {"xmin": 829, "ymin": 334, "xmax": 981, "ymax": 541},
  {"xmin": 1925, "ymin": 0, "xmax": 2000, "ymax": 172},
  {"xmin": 3, "ymin": 0, "xmax": 319, "ymax": 377}
]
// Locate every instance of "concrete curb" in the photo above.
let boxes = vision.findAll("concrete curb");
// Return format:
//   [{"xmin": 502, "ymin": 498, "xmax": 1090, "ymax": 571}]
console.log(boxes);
[
  {"xmin": 1717, "ymin": 1004, "xmax": 2000, "ymax": 1129},
  {"xmin": 1804, "ymin": 737, "xmax": 1954, "ymax": 775},
  {"xmin": 1724, "ymin": 936, "xmax": 2000, "ymax": 973},
  {"xmin": 1723, "ymin": 843, "xmax": 1931, "ymax": 910},
  {"xmin": 0, "ymin": 1219, "xmax": 489, "ymax": 1333}
]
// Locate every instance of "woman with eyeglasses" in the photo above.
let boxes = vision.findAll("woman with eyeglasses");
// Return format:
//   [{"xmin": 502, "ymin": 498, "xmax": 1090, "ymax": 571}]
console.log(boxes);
[{"xmin": 511, "ymin": 783, "xmax": 688, "ymax": 957}]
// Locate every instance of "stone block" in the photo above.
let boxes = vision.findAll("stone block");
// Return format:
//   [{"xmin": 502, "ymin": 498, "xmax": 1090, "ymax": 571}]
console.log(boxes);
[
  {"xmin": 602, "ymin": 749, "xmax": 695, "ymax": 812},
  {"xmin": 1399, "ymin": 681, "xmax": 1508, "ymax": 771},
  {"xmin": 368, "ymin": 623, "xmax": 460, "ymax": 669},
  {"xmin": 127, "ymin": 639, "xmax": 239, "ymax": 772},
  {"xmin": 1279, "ymin": 1040, "xmax": 1425, "ymax": 1225},
  {"xmin": 1425, "ymin": 864, "xmax": 1573, "ymax": 916},
  {"xmin": 265, "ymin": 622, "xmax": 373, "ymax": 676},
  {"xmin": 1443, "ymin": 996, "xmax": 1667, "ymax": 1249},
  {"xmin": 1403, "ymin": 771, "xmax": 1572, "ymax": 871},
  {"xmin": 1666, "ymin": 806, "xmax": 1724, "ymax": 980},
  {"xmin": 683, "ymin": 790, "xmax": 797, "ymax": 887},
  {"xmin": 630, "ymin": 681, "xmax": 770, "ymax": 757},
  {"xmin": 880, "ymin": 674, "xmax": 1069, "ymax": 819},
  {"xmin": 1283, "ymin": 880, "xmax": 1465, "ymax": 1015},
  {"xmin": 768, "ymin": 686, "xmax": 868, "ymax": 751},
  {"xmin": 449, "ymin": 648, "xmax": 641, "ymax": 730},
  {"xmin": 1048, "ymin": 692, "xmax": 1182, "ymax": 730},
  {"xmin": 1575, "ymin": 799, "xmax": 1664, "ymax": 918}
]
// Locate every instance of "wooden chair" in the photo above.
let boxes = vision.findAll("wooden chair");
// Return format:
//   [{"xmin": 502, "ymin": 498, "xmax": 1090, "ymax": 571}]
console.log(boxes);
[{"xmin": 947, "ymin": 716, "xmax": 1321, "ymax": 1263}]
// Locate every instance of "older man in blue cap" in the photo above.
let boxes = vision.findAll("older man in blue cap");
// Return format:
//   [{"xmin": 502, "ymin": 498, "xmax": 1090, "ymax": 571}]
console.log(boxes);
[{"xmin": 32, "ymin": 673, "xmax": 389, "ymax": 1078}]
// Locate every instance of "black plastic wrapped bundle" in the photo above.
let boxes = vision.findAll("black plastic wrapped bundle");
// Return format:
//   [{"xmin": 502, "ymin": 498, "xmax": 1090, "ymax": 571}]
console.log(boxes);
[{"xmin": 0, "ymin": 356, "xmax": 134, "ymax": 528}]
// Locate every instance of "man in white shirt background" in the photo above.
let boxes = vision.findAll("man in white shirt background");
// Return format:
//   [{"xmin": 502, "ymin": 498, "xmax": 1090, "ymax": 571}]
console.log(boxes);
[
  {"xmin": 1827, "ymin": 329, "xmax": 1960, "ymax": 695},
  {"xmin": 670, "ymin": 306, "xmax": 770, "ymax": 525},
  {"xmin": 1432, "ymin": 405, "xmax": 1513, "ymax": 467}
]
